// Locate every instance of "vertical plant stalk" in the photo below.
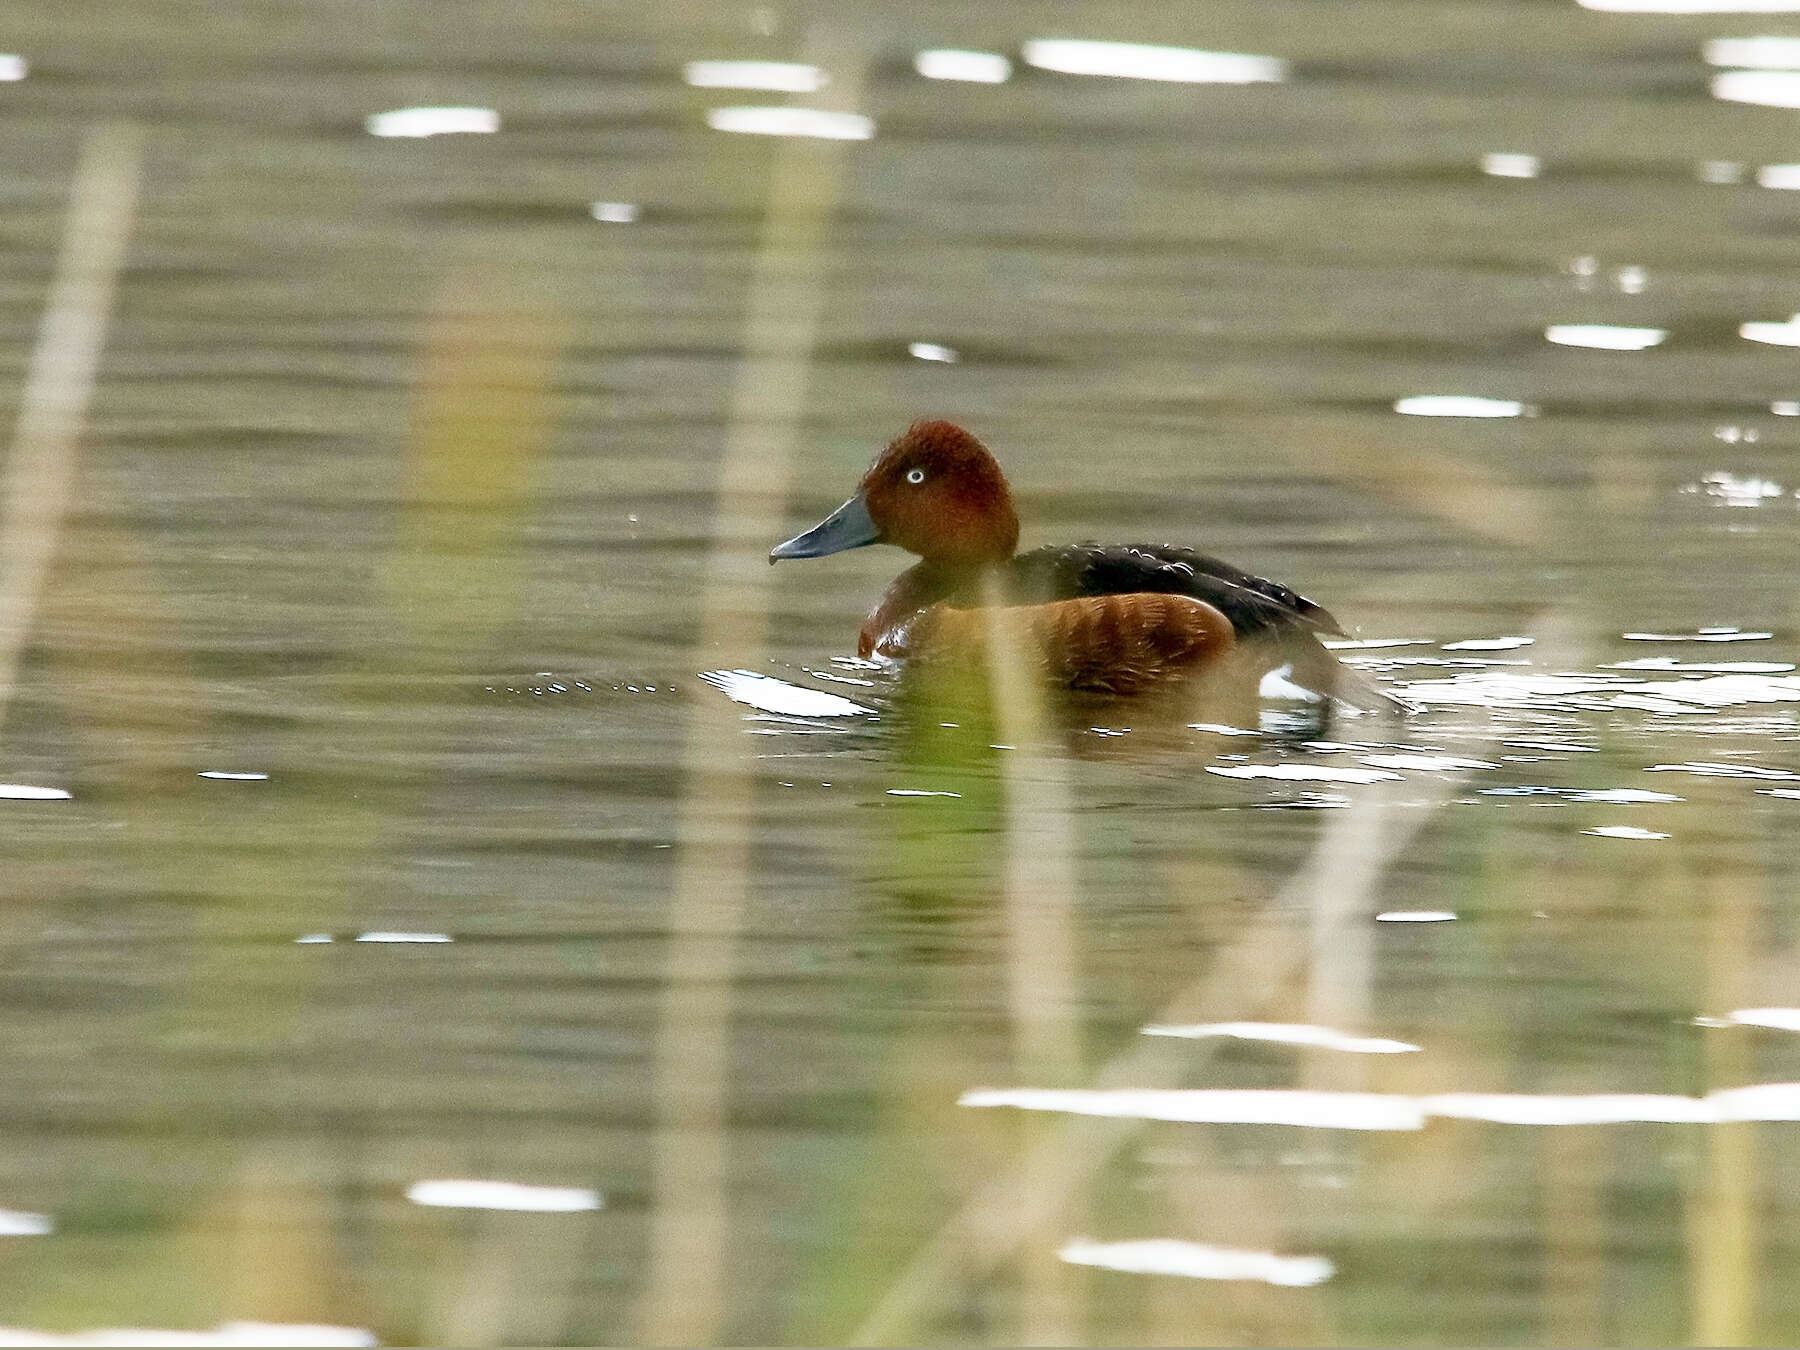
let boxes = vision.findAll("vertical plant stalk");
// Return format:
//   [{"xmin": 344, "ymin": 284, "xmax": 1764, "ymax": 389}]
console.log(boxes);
[
  {"xmin": 395, "ymin": 285, "xmax": 564, "ymax": 1349},
  {"xmin": 1540, "ymin": 1110, "xmax": 1606, "ymax": 1344},
  {"xmin": 1690, "ymin": 862, "xmax": 1757, "ymax": 1347},
  {"xmin": 0, "ymin": 123, "xmax": 143, "ymax": 741},
  {"xmin": 641, "ymin": 52, "xmax": 863, "ymax": 1348},
  {"xmin": 981, "ymin": 584, "xmax": 1082, "ymax": 1345},
  {"xmin": 983, "ymin": 586, "xmax": 1081, "ymax": 1084},
  {"xmin": 383, "ymin": 283, "xmax": 560, "ymax": 658}
]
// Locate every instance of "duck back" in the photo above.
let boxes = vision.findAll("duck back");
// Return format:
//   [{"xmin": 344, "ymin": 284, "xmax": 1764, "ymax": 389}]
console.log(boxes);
[{"xmin": 990, "ymin": 543, "xmax": 1345, "ymax": 640}]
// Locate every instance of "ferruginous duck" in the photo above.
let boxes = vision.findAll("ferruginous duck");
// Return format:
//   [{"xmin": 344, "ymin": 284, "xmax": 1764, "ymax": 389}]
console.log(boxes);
[{"xmin": 770, "ymin": 419, "xmax": 1405, "ymax": 708}]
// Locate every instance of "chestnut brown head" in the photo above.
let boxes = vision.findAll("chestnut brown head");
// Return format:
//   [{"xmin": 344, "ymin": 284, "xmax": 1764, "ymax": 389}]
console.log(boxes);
[{"xmin": 770, "ymin": 420, "xmax": 1020, "ymax": 568}]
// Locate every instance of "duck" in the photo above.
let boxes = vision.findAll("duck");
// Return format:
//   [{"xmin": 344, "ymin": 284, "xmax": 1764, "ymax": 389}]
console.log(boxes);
[{"xmin": 770, "ymin": 419, "xmax": 1406, "ymax": 709}]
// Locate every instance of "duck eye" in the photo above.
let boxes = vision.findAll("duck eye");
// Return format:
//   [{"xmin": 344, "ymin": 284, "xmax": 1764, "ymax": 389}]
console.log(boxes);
[{"xmin": 904, "ymin": 467, "xmax": 926, "ymax": 485}]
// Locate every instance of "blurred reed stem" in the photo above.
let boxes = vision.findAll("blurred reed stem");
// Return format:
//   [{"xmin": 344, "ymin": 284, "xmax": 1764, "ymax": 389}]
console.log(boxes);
[
  {"xmin": 1690, "ymin": 862, "xmax": 1757, "ymax": 1347},
  {"xmin": 0, "ymin": 123, "xmax": 141, "ymax": 742},
  {"xmin": 980, "ymin": 582, "xmax": 1082, "ymax": 1344},
  {"xmin": 641, "ymin": 38, "xmax": 864, "ymax": 1348}
]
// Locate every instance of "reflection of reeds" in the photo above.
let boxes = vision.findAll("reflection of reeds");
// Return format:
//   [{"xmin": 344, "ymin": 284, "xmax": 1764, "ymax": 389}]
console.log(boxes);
[
  {"xmin": 382, "ymin": 282, "xmax": 560, "ymax": 658},
  {"xmin": 0, "ymin": 123, "xmax": 142, "ymax": 740},
  {"xmin": 641, "ymin": 47, "xmax": 865, "ymax": 1347},
  {"xmin": 852, "ymin": 756, "xmax": 1474, "ymax": 1344},
  {"xmin": 1541, "ymin": 1114, "xmax": 1606, "ymax": 1345}
]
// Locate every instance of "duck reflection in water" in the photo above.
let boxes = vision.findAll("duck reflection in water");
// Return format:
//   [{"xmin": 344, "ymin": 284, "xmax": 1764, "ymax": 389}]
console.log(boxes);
[{"xmin": 771, "ymin": 419, "xmax": 1409, "ymax": 731}]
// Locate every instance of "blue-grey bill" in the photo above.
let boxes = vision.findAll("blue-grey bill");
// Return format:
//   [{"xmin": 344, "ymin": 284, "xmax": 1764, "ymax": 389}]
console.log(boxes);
[{"xmin": 769, "ymin": 494, "xmax": 881, "ymax": 562}]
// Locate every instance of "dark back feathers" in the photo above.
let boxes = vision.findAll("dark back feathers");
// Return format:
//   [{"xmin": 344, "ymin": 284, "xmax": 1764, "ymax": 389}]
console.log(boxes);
[{"xmin": 991, "ymin": 543, "xmax": 1345, "ymax": 639}]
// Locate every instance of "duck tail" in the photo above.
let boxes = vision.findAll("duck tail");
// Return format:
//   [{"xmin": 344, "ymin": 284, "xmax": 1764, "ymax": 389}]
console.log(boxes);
[
  {"xmin": 1289, "ymin": 636, "xmax": 1418, "ymax": 716},
  {"xmin": 1335, "ymin": 665, "xmax": 1420, "ymax": 717}
]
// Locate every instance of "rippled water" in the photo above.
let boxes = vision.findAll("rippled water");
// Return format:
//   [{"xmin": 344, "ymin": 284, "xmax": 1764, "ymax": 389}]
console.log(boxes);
[{"xmin": 4, "ymin": 1, "xmax": 1800, "ymax": 1345}]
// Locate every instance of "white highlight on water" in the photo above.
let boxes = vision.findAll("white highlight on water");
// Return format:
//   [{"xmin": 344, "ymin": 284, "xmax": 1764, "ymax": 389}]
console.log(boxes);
[
  {"xmin": 1393, "ymin": 394, "xmax": 1526, "ymax": 418},
  {"xmin": 1375, "ymin": 910, "xmax": 1457, "ymax": 923},
  {"xmin": 1741, "ymin": 313, "xmax": 1800, "ymax": 345},
  {"xmin": 354, "ymin": 931, "xmax": 453, "ymax": 944},
  {"xmin": 1723, "ymin": 1008, "xmax": 1800, "ymax": 1030},
  {"xmin": 1443, "ymin": 637, "xmax": 1534, "ymax": 651},
  {"xmin": 964, "ymin": 1086, "xmax": 1426, "ymax": 1129},
  {"xmin": 406, "ymin": 1179, "xmax": 602, "ymax": 1212},
  {"xmin": 705, "ymin": 107, "xmax": 874, "ymax": 140},
  {"xmin": 0, "ymin": 1209, "xmax": 50, "ymax": 1236},
  {"xmin": 1716, "ymin": 72, "xmax": 1800, "ymax": 108},
  {"xmin": 1360, "ymin": 754, "xmax": 1498, "ymax": 772},
  {"xmin": 1398, "ymin": 672, "xmax": 1622, "ymax": 707},
  {"xmin": 0, "ymin": 784, "xmax": 69, "ymax": 800},
  {"xmin": 1206, "ymin": 764, "xmax": 1401, "ymax": 784},
  {"xmin": 963, "ymin": 1082, "xmax": 1800, "ymax": 1128},
  {"xmin": 1705, "ymin": 35, "xmax": 1800, "ymax": 65},
  {"xmin": 590, "ymin": 201, "xmax": 639, "ymax": 223},
  {"xmin": 1059, "ymin": 1237, "xmax": 1335, "ymax": 1287},
  {"xmin": 365, "ymin": 106, "xmax": 499, "ymax": 137},
  {"xmin": 907, "ymin": 341, "xmax": 958, "ymax": 363},
  {"xmin": 683, "ymin": 61, "xmax": 826, "ymax": 92},
  {"xmin": 1545, "ymin": 324, "xmax": 1666, "ymax": 350},
  {"xmin": 700, "ymin": 669, "xmax": 875, "ymax": 717},
  {"xmin": 1021, "ymin": 39, "xmax": 1287, "ymax": 84},
  {"xmin": 1615, "ymin": 675, "xmax": 1800, "ymax": 710},
  {"xmin": 1691, "ymin": 471, "xmax": 1784, "ymax": 506},
  {"xmin": 1648, "ymin": 760, "xmax": 1800, "ymax": 780},
  {"xmin": 914, "ymin": 49, "xmax": 1013, "ymax": 83},
  {"xmin": 1584, "ymin": 825, "xmax": 1671, "ymax": 840},
  {"xmin": 1481, "ymin": 152, "xmax": 1540, "ymax": 178},
  {"xmin": 1143, "ymin": 1021, "xmax": 1420, "ymax": 1054}
]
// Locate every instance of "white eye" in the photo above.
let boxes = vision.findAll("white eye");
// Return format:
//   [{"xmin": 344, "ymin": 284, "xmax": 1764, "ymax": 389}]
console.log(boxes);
[{"xmin": 904, "ymin": 467, "xmax": 926, "ymax": 485}]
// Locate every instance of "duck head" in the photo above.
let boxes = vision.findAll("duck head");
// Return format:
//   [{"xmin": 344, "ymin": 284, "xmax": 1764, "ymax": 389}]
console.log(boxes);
[{"xmin": 770, "ymin": 419, "xmax": 1021, "ymax": 568}]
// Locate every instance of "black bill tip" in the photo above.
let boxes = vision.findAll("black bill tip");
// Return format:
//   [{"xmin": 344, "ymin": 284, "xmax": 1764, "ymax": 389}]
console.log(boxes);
[{"xmin": 769, "ymin": 493, "xmax": 881, "ymax": 563}]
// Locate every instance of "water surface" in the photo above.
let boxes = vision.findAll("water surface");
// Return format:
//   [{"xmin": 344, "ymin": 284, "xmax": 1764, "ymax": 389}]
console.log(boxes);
[{"xmin": 2, "ymin": 1, "xmax": 1800, "ymax": 1345}]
